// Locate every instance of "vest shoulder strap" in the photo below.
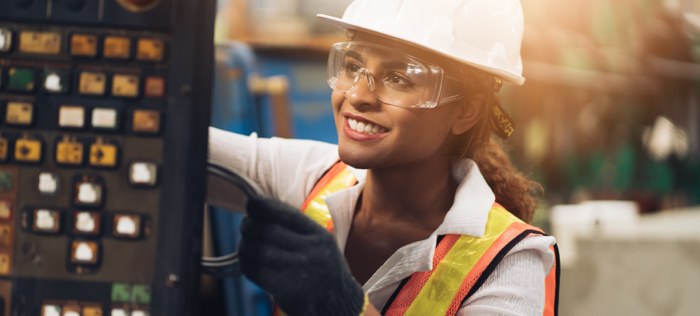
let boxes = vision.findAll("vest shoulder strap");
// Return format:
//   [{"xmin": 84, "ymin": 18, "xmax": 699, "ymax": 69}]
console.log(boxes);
[{"xmin": 300, "ymin": 161, "xmax": 357, "ymax": 231}]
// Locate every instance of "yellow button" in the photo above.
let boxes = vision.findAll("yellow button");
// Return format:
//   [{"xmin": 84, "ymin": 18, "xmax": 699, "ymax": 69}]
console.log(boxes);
[
  {"xmin": 79, "ymin": 72, "xmax": 107, "ymax": 95},
  {"xmin": 144, "ymin": 76, "xmax": 165, "ymax": 97},
  {"xmin": 6, "ymin": 102, "xmax": 33, "ymax": 125},
  {"xmin": 0, "ymin": 224, "xmax": 11, "ymax": 247},
  {"xmin": 136, "ymin": 38, "xmax": 164, "ymax": 62},
  {"xmin": 112, "ymin": 74, "xmax": 140, "ymax": 97},
  {"xmin": 19, "ymin": 31, "xmax": 61, "ymax": 55},
  {"xmin": 0, "ymin": 253, "xmax": 10, "ymax": 275},
  {"xmin": 104, "ymin": 36, "xmax": 131, "ymax": 59},
  {"xmin": 56, "ymin": 139, "xmax": 84, "ymax": 165},
  {"xmin": 90, "ymin": 142, "xmax": 118, "ymax": 167},
  {"xmin": 71, "ymin": 34, "xmax": 98, "ymax": 57},
  {"xmin": 15, "ymin": 138, "xmax": 42, "ymax": 163},
  {"xmin": 0, "ymin": 138, "xmax": 8, "ymax": 161},
  {"xmin": 82, "ymin": 305, "xmax": 103, "ymax": 316},
  {"xmin": 0, "ymin": 200, "xmax": 11, "ymax": 220},
  {"xmin": 132, "ymin": 109, "xmax": 160, "ymax": 133}
]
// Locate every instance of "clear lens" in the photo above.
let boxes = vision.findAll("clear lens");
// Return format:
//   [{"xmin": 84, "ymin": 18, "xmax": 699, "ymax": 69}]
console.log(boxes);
[{"xmin": 327, "ymin": 41, "xmax": 463, "ymax": 108}]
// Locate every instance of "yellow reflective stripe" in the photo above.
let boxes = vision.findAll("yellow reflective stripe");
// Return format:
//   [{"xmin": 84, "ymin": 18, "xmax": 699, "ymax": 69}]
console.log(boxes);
[
  {"xmin": 302, "ymin": 167, "xmax": 356, "ymax": 228},
  {"xmin": 405, "ymin": 206, "xmax": 522, "ymax": 315}
]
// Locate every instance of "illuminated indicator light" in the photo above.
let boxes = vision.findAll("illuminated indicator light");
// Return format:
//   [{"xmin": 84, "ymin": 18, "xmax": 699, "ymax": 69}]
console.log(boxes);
[
  {"xmin": 71, "ymin": 240, "xmax": 98, "ymax": 264},
  {"xmin": 15, "ymin": 138, "xmax": 42, "ymax": 163},
  {"xmin": 62, "ymin": 305, "xmax": 81, "ymax": 316},
  {"xmin": 0, "ymin": 224, "xmax": 11, "ymax": 247},
  {"xmin": 144, "ymin": 76, "xmax": 165, "ymax": 97},
  {"xmin": 8, "ymin": 67, "xmax": 35, "ymax": 92},
  {"xmin": 132, "ymin": 110, "xmax": 160, "ymax": 133},
  {"xmin": 6, "ymin": 101, "xmax": 34, "ymax": 125},
  {"xmin": 0, "ymin": 137, "xmax": 8, "ymax": 161},
  {"xmin": 112, "ymin": 74, "xmax": 140, "ymax": 97},
  {"xmin": 0, "ymin": 253, "xmax": 10, "ymax": 274},
  {"xmin": 76, "ymin": 182, "xmax": 102, "ymax": 205},
  {"xmin": 131, "ymin": 285, "xmax": 151, "ymax": 304},
  {"xmin": 129, "ymin": 162, "xmax": 157, "ymax": 186},
  {"xmin": 136, "ymin": 38, "xmax": 164, "ymax": 62},
  {"xmin": 44, "ymin": 69, "xmax": 70, "ymax": 93},
  {"xmin": 38, "ymin": 172, "xmax": 59, "ymax": 195},
  {"xmin": 56, "ymin": 138, "xmax": 84, "ymax": 165},
  {"xmin": 0, "ymin": 200, "xmax": 11, "ymax": 219},
  {"xmin": 131, "ymin": 310, "xmax": 149, "ymax": 316},
  {"xmin": 79, "ymin": 72, "xmax": 107, "ymax": 95},
  {"xmin": 0, "ymin": 172, "xmax": 13, "ymax": 192},
  {"xmin": 90, "ymin": 141, "xmax": 118, "ymax": 167},
  {"xmin": 43, "ymin": 304, "xmax": 62, "ymax": 316},
  {"xmin": 114, "ymin": 214, "xmax": 140, "ymax": 237},
  {"xmin": 92, "ymin": 108, "xmax": 118, "ymax": 129},
  {"xmin": 0, "ymin": 29, "xmax": 12, "ymax": 52},
  {"xmin": 104, "ymin": 36, "xmax": 131, "ymax": 59},
  {"xmin": 82, "ymin": 306, "xmax": 103, "ymax": 316},
  {"xmin": 70, "ymin": 34, "xmax": 98, "ymax": 57},
  {"xmin": 59, "ymin": 105, "xmax": 86, "ymax": 128},
  {"xmin": 74, "ymin": 211, "xmax": 100, "ymax": 235},
  {"xmin": 64, "ymin": 310, "xmax": 80, "ymax": 316},
  {"xmin": 19, "ymin": 31, "xmax": 61, "ymax": 55},
  {"xmin": 111, "ymin": 309, "xmax": 128, "ymax": 316},
  {"xmin": 34, "ymin": 209, "xmax": 60, "ymax": 233}
]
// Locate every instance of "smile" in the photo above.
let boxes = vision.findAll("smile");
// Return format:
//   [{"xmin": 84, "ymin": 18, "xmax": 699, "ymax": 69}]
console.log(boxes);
[{"xmin": 347, "ymin": 118, "xmax": 388, "ymax": 135}]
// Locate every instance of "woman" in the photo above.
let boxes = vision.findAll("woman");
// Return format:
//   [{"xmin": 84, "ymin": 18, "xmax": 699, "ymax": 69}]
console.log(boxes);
[{"xmin": 209, "ymin": 0, "xmax": 559, "ymax": 315}]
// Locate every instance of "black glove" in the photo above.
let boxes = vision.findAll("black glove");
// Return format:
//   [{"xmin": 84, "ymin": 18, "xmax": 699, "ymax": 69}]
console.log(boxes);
[{"xmin": 239, "ymin": 197, "xmax": 366, "ymax": 316}]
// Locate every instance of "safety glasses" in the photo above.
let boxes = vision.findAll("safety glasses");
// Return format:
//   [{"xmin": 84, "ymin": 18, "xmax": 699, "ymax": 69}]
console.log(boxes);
[{"xmin": 327, "ymin": 41, "xmax": 464, "ymax": 108}]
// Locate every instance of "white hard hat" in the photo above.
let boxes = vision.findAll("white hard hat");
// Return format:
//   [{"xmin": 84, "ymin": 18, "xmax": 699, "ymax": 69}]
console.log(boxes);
[{"xmin": 317, "ymin": 0, "xmax": 526, "ymax": 85}]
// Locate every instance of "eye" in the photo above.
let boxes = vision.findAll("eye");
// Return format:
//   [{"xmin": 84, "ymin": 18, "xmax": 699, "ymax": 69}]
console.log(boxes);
[
  {"xmin": 383, "ymin": 72, "xmax": 415, "ymax": 89},
  {"xmin": 343, "ymin": 60, "xmax": 362, "ymax": 74}
]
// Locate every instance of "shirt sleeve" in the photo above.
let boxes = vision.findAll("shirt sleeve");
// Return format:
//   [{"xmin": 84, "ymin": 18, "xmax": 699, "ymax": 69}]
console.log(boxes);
[
  {"xmin": 458, "ymin": 235, "xmax": 556, "ymax": 316},
  {"xmin": 208, "ymin": 127, "xmax": 340, "ymax": 207}
]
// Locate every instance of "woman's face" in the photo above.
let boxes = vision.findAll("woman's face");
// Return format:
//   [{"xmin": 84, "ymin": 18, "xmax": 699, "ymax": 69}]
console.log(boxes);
[{"xmin": 332, "ymin": 36, "xmax": 468, "ymax": 170}]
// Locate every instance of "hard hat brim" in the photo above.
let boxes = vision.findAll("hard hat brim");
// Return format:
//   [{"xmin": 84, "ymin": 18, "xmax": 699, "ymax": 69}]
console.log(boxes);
[{"xmin": 316, "ymin": 14, "xmax": 525, "ymax": 85}]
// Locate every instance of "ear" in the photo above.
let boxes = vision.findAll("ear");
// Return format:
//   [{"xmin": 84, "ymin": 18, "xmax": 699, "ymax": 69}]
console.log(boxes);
[{"xmin": 451, "ymin": 93, "xmax": 486, "ymax": 135}]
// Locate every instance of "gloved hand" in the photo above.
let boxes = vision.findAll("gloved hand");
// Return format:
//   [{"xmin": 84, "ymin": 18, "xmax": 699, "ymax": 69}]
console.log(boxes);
[{"xmin": 239, "ymin": 197, "xmax": 367, "ymax": 316}]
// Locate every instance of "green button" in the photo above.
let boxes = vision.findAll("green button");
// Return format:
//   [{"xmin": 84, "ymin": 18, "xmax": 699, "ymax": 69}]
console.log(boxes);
[
  {"xmin": 131, "ymin": 284, "xmax": 151, "ymax": 304},
  {"xmin": 111, "ymin": 283, "xmax": 131, "ymax": 303},
  {"xmin": 0, "ymin": 172, "xmax": 12, "ymax": 192},
  {"xmin": 8, "ymin": 68, "xmax": 35, "ymax": 92}
]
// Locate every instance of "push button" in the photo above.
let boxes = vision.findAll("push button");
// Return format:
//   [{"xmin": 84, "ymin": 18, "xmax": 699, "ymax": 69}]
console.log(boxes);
[
  {"xmin": 0, "ymin": 137, "xmax": 8, "ymax": 161},
  {"xmin": 82, "ymin": 305, "xmax": 103, "ymax": 316},
  {"xmin": 89, "ymin": 139, "xmax": 118, "ymax": 167},
  {"xmin": 73, "ymin": 211, "xmax": 100, "ymax": 236},
  {"xmin": 42, "ymin": 304, "xmax": 62, "ymax": 316},
  {"xmin": 0, "ymin": 200, "xmax": 12, "ymax": 220},
  {"xmin": 6, "ymin": 102, "xmax": 34, "ymax": 125},
  {"xmin": 104, "ymin": 36, "xmax": 131, "ymax": 59},
  {"xmin": 111, "ymin": 308, "xmax": 128, "ymax": 316},
  {"xmin": 56, "ymin": 137, "xmax": 84, "ymax": 166},
  {"xmin": 79, "ymin": 71, "xmax": 107, "ymax": 96},
  {"xmin": 0, "ymin": 253, "xmax": 10, "ymax": 275},
  {"xmin": 132, "ymin": 110, "xmax": 160, "ymax": 134},
  {"xmin": 19, "ymin": 31, "xmax": 61, "ymax": 55},
  {"xmin": 15, "ymin": 138, "xmax": 42, "ymax": 163},
  {"xmin": 62, "ymin": 305, "xmax": 81, "ymax": 316},
  {"xmin": 43, "ymin": 69, "xmax": 70, "ymax": 93},
  {"xmin": 131, "ymin": 309, "xmax": 149, "ymax": 316},
  {"xmin": 70, "ymin": 34, "xmax": 98, "ymax": 57},
  {"xmin": 33, "ymin": 209, "xmax": 61, "ymax": 233},
  {"xmin": 91, "ymin": 108, "xmax": 119, "ymax": 130},
  {"xmin": 112, "ymin": 74, "xmax": 139, "ymax": 98},
  {"xmin": 0, "ymin": 224, "xmax": 12, "ymax": 247},
  {"xmin": 136, "ymin": 38, "xmax": 164, "ymax": 62},
  {"xmin": 0, "ymin": 171, "xmax": 13, "ymax": 192},
  {"xmin": 113, "ymin": 214, "xmax": 141, "ymax": 238},
  {"xmin": 144, "ymin": 76, "xmax": 165, "ymax": 98},
  {"xmin": 7, "ymin": 68, "xmax": 35, "ymax": 92},
  {"xmin": 38, "ymin": 172, "xmax": 59, "ymax": 195},
  {"xmin": 70, "ymin": 240, "xmax": 99, "ymax": 264},
  {"xmin": 59, "ymin": 105, "xmax": 86, "ymax": 128},
  {"xmin": 129, "ymin": 162, "xmax": 157, "ymax": 187},
  {"xmin": 0, "ymin": 29, "xmax": 12, "ymax": 52},
  {"xmin": 74, "ymin": 177, "xmax": 103, "ymax": 207}
]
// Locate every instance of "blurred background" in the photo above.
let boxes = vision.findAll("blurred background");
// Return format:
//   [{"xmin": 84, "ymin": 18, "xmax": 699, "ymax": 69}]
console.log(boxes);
[{"xmin": 204, "ymin": 0, "xmax": 700, "ymax": 315}]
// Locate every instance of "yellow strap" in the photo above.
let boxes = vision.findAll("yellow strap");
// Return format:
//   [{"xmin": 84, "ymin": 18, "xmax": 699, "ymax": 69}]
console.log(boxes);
[
  {"xmin": 405, "ymin": 206, "xmax": 522, "ymax": 315},
  {"xmin": 303, "ymin": 167, "xmax": 356, "ymax": 229}
]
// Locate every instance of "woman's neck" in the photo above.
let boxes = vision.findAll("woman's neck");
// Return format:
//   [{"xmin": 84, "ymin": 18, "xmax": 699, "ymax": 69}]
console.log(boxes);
[{"xmin": 358, "ymin": 157, "xmax": 458, "ymax": 229}]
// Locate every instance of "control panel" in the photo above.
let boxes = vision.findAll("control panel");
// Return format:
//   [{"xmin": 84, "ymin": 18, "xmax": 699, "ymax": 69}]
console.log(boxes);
[{"xmin": 0, "ymin": 0, "xmax": 215, "ymax": 315}]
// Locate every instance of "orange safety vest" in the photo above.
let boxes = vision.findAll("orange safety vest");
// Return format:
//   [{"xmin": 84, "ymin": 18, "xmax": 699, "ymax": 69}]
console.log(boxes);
[{"xmin": 279, "ymin": 161, "xmax": 560, "ymax": 316}]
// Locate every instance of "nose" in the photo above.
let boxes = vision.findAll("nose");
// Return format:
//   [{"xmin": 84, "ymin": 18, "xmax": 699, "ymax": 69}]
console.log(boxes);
[{"xmin": 346, "ymin": 72, "xmax": 380, "ymax": 109}]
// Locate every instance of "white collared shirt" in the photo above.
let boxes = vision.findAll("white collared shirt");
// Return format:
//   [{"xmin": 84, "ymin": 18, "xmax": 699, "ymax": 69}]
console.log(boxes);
[{"xmin": 209, "ymin": 127, "xmax": 556, "ymax": 315}]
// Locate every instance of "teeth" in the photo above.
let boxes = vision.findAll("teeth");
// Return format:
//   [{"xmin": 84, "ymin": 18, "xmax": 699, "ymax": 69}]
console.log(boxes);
[{"xmin": 347, "ymin": 118, "xmax": 387, "ymax": 134}]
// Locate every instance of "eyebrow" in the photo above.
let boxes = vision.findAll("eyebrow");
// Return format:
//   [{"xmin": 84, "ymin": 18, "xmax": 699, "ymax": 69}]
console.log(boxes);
[{"xmin": 346, "ymin": 49, "xmax": 412, "ymax": 71}]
